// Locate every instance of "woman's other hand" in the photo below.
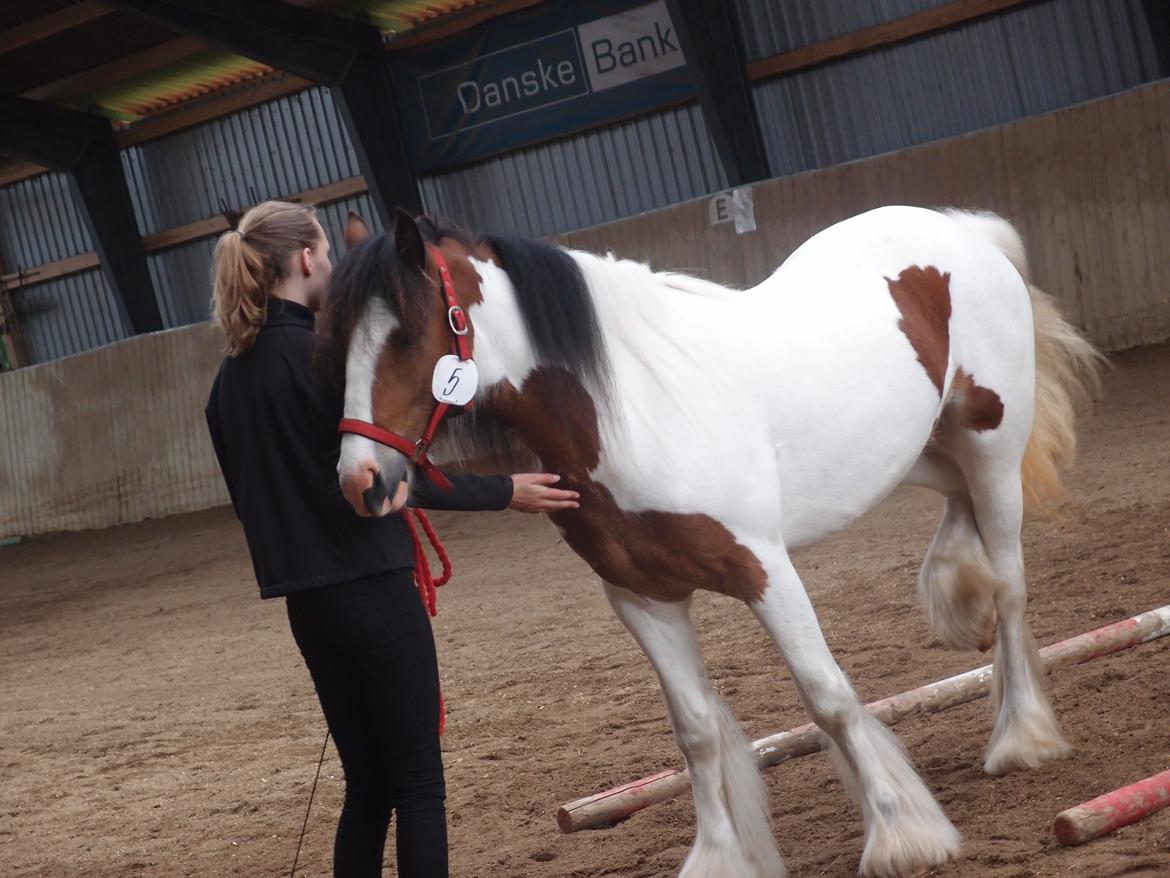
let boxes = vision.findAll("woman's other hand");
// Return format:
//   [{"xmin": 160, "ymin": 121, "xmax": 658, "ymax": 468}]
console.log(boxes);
[{"xmin": 509, "ymin": 474, "xmax": 580, "ymax": 513}]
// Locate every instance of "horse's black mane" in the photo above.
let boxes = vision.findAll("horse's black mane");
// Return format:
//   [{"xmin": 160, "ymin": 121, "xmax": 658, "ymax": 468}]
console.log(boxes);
[
  {"xmin": 478, "ymin": 232, "xmax": 608, "ymax": 387},
  {"xmin": 322, "ymin": 214, "xmax": 608, "ymax": 392}
]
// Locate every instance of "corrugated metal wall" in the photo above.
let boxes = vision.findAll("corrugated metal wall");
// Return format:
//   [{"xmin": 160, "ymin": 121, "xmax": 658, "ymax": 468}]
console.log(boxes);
[
  {"xmin": 1, "ymin": 0, "xmax": 1164, "ymax": 365},
  {"xmin": 418, "ymin": 102, "xmax": 728, "ymax": 238},
  {"xmin": 122, "ymin": 87, "xmax": 360, "ymax": 233},
  {"xmin": 0, "ymin": 171, "xmax": 127, "ymax": 363},
  {"xmin": 144, "ymin": 193, "xmax": 386, "ymax": 329},
  {"xmin": 7, "ymin": 76, "xmax": 1170, "ymax": 538},
  {"xmin": 735, "ymin": 0, "xmax": 955, "ymax": 60},
  {"xmin": 740, "ymin": 0, "xmax": 1162, "ymax": 177},
  {"xmin": 563, "ymin": 75, "xmax": 1170, "ymax": 353},
  {"xmin": 124, "ymin": 86, "xmax": 382, "ymax": 328}
]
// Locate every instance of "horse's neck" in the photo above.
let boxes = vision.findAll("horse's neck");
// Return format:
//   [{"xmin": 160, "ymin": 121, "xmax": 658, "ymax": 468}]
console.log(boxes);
[
  {"xmin": 467, "ymin": 252, "xmax": 627, "ymax": 475},
  {"xmin": 470, "ymin": 252, "xmax": 734, "ymax": 475}
]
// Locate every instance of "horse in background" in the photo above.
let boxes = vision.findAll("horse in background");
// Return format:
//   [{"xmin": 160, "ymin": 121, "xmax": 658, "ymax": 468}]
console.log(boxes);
[{"xmin": 328, "ymin": 205, "xmax": 1100, "ymax": 877}]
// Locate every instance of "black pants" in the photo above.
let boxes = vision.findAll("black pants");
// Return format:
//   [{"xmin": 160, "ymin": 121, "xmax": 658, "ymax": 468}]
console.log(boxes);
[{"xmin": 286, "ymin": 570, "xmax": 446, "ymax": 878}]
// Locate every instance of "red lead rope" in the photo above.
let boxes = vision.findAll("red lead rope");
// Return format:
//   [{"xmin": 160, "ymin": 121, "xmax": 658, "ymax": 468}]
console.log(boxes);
[
  {"xmin": 402, "ymin": 508, "xmax": 452, "ymax": 734},
  {"xmin": 402, "ymin": 508, "xmax": 452, "ymax": 616}
]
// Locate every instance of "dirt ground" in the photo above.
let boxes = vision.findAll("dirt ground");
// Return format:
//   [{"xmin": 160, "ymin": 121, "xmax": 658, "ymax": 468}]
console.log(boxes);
[{"xmin": 2, "ymin": 343, "xmax": 1168, "ymax": 878}]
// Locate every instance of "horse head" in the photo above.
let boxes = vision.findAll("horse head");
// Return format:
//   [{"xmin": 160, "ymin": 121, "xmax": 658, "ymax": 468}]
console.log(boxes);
[{"xmin": 324, "ymin": 209, "xmax": 487, "ymax": 516}]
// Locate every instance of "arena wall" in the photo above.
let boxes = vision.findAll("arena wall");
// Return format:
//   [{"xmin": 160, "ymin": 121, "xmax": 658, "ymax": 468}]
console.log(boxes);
[{"xmin": 2, "ymin": 81, "xmax": 1167, "ymax": 538}]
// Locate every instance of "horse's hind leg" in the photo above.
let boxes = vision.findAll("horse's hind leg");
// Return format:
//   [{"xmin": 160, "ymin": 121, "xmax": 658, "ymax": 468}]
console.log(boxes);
[
  {"xmin": 602, "ymin": 582, "xmax": 786, "ymax": 878},
  {"xmin": 905, "ymin": 453, "xmax": 1000, "ymax": 651},
  {"xmin": 919, "ymin": 494, "xmax": 1002, "ymax": 652},
  {"xmin": 962, "ymin": 458, "xmax": 1070, "ymax": 774},
  {"xmin": 747, "ymin": 546, "xmax": 960, "ymax": 877}
]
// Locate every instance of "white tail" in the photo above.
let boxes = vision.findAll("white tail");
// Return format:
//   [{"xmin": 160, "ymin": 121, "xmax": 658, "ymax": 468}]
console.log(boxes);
[{"xmin": 943, "ymin": 209, "xmax": 1104, "ymax": 513}]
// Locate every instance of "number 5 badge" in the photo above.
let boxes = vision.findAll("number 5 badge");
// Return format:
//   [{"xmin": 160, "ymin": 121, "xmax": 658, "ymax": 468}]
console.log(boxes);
[{"xmin": 431, "ymin": 354, "xmax": 479, "ymax": 406}]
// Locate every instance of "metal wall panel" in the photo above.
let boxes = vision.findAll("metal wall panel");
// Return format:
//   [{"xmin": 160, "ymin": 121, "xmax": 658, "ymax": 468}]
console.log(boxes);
[
  {"xmin": 121, "ymin": 84, "xmax": 368, "ymax": 329},
  {"xmin": 749, "ymin": 0, "xmax": 1162, "ymax": 178},
  {"xmin": 732, "ymin": 0, "xmax": 954, "ymax": 61},
  {"xmin": 7, "ymin": 78, "xmax": 1169, "ymax": 538},
  {"xmin": 148, "ymin": 189, "xmax": 385, "ymax": 330},
  {"xmin": 121, "ymin": 85, "xmax": 361, "ymax": 235},
  {"xmin": 316, "ymin": 191, "xmax": 385, "ymax": 251},
  {"xmin": 15, "ymin": 271, "xmax": 126, "ymax": 364},
  {"xmin": 419, "ymin": 102, "xmax": 728, "ymax": 238},
  {"xmin": 0, "ymin": 171, "xmax": 92, "ymax": 266},
  {"xmin": 0, "ymin": 172, "xmax": 129, "ymax": 363},
  {"xmin": 149, "ymin": 238, "xmax": 217, "ymax": 329},
  {"xmin": 2, "ymin": 0, "xmax": 1163, "ymax": 365}
]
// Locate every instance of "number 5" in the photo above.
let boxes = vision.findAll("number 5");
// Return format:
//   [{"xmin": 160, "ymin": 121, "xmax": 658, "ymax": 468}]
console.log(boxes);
[{"xmin": 444, "ymin": 367, "xmax": 463, "ymax": 397}]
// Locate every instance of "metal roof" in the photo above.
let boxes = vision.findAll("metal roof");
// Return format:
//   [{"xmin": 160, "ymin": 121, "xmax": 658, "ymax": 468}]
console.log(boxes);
[{"xmin": 0, "ymin": 1, "xmax": 492, "ymax": 124}]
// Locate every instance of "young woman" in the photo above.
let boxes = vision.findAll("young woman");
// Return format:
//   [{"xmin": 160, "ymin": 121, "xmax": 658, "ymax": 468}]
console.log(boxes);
[{"xmin": 204, "ymin": 201, "xmax": 577, "ymax": 878}]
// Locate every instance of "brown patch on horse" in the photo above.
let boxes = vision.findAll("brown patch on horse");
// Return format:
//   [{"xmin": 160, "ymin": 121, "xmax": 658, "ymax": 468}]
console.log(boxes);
[
  {"xmin": 886, "ymin": 266, "xmax": 952, "ymax": 395},
  {"xmin": 490, "ymin": 368, "xmax": 768, "ymax": 604},
  {"xmin": 950, "ymin": 368, "xmax": 1004, "ymax": 432},
  {"xmin": 371, "ymin": 294, "xmax": 451, "ymax": 441}
]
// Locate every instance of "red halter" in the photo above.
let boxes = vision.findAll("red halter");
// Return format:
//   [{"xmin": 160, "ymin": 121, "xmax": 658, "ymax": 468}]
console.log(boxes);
[{"xmin": 338, "ymin": 245, "xmax": 473, "ymax": 492}]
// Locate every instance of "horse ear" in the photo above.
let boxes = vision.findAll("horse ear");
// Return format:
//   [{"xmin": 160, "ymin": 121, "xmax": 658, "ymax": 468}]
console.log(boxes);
[
  {"xmin": 394, "ymin": 207, "xmax": 426, "ymax": 270},
  {"xmin": 344, "ymin": 212, "xmax": 370, "ymax": 248}
]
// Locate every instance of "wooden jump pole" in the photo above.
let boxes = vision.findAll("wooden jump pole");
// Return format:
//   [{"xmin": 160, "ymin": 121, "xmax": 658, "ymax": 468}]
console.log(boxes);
[
  {"xmin": 1054, "ymin": 769, "xmax": 1170, "ymax": 845},
  {"xmin": 557, "ymin": 604, "xmax": 1170, "ymax": 833}
]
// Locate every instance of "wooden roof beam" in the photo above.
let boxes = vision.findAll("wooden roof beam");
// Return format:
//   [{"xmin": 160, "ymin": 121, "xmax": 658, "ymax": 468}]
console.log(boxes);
[
  {"xmin": 22, "ymin": 36, "xmax": 208, "ymax": 103},
  {"xmin": 0, "ymin": 160, "xmax": 46, "ymax": 188},
  {"xmin": 101, "ymin": 0, "xmax": 382, "ymax": 84},
  {"xmin": 0, "ymin": 2, "xmax": 111, "ymax": 55},
  {"xmin": 104, "ymin": 0, "xmax": 421, "ymax": 222}
]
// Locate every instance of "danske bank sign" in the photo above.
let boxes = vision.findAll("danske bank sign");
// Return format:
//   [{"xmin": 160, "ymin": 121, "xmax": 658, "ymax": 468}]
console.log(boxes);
[{"xmin": 397, "ymin": 0, "xmax": 692, "ymax": 171}]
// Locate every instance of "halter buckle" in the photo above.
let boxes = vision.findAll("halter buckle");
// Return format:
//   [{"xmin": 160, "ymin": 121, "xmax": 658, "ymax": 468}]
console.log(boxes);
[{"xmin": 447, "ymin": 306, "xmax": 469, "ymax": 336}]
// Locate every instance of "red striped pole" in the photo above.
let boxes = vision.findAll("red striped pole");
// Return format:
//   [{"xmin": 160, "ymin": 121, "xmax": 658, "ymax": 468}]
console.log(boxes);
[
  {"xmin": 557, "ymin": 604, "xmax": 1170, "ymax": 833},
  {"xmin": 1054, "ymin": 769, "xmax": 1170, "ymax": 845}
]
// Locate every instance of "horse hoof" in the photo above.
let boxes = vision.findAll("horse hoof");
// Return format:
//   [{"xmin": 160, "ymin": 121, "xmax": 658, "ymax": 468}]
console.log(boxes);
[{"xmin": 984, "ymin": 700, "xmax": 1071, "ymax": 775}]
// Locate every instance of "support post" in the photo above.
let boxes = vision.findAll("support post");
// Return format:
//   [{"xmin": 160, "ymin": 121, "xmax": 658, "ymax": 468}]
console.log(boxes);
[
  {"xmin": 1140, "ymin": 0, "xmax": 1170, "ymax": 78},
  {"xmin": 665, "ymin": 0, "xmax": 770, "ymax": 185},
  {"xmin": 0, "ymin": 254, "xmax": 28, "ymax": 369},
  {"xmin": 0, "ymin": 94, "xmax": 162, "ymax": 334},
  {"xmin": 334, "ymin": 53, "xmax": 422, "ymax": 225}
]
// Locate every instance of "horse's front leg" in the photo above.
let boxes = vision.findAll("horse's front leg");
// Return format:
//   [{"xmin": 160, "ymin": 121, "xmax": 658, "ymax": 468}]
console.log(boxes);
[
  {"xmin": 602, "ymin": 582, "xmax": 786, "ymax": 878},
  {"xmin": 745, "ymin": 543, "xmax": 961, "ymax": 878}
]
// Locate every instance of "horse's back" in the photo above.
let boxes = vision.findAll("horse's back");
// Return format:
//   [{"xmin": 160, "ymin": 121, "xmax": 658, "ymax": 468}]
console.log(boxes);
[{"xmin": 750, "ymin": 206, "xmax": 1034, "ymax": 547}]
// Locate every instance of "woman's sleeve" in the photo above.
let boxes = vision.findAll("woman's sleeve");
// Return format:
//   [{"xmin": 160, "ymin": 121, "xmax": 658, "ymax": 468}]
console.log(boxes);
[
  {"xmin": 408, "ymin": 471, "xmax": 514, "ymax": 511},
  {"xmin": 204, "ymin": 372, "xmax": 242, "ymax": 519}
]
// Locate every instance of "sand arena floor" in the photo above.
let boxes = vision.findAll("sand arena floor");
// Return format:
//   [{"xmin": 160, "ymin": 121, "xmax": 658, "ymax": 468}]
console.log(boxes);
[{"xmin": 2, "ymin": 344, "xmax": 1168, "ymax": 878}]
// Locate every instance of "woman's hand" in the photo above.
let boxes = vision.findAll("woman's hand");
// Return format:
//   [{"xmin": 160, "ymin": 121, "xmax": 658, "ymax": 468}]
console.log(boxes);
[{"xmin": 509, "ymin": 473, "xmax": 580, "ymax": 513}]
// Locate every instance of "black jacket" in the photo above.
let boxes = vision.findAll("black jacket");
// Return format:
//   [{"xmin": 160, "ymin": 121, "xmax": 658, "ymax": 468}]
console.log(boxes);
[{"xmin": 205, "ymin": 299, "xmax": 512, "ymax": 598}]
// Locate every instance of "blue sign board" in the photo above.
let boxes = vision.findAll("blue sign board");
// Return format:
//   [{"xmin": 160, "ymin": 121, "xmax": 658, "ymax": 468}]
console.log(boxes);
[{"xmin": 393, "ymin": 0, "xmax": 695, "ymax": 172}]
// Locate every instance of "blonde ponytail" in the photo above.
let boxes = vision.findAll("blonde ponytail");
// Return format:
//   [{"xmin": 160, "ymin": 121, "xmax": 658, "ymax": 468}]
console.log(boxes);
[
  {"xmin": 212, "ymin": 231, "xmax": 267, "ymax": 355},
  {"xmin": 210, "ymin": 200, "xmax": 321, "ymax": 355}
]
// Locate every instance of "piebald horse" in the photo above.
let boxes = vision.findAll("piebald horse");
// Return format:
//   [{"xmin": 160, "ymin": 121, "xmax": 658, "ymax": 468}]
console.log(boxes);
[{"xmin": 325, "ymin": 206, "xmax": 1099, "ymax": 877}]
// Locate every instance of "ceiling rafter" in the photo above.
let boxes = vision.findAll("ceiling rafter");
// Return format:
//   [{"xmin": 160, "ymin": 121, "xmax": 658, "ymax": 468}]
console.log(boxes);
[
  {"xmin": 22, "ymin": 36, "xmax": 208, "ymax": 103},
  {"xmin": 0, "ymin": 2, "xmax": 111, "ymax": 55}
]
